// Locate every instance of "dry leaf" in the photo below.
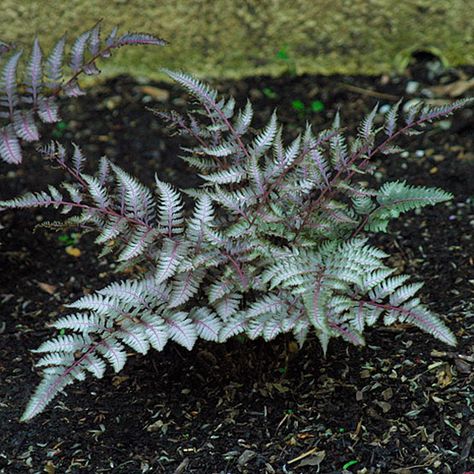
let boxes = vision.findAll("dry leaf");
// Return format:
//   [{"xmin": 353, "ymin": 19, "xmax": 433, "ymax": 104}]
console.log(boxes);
[
  {"xmin": 139, "ymin": 86, "xmax": 170, "ymax": 102},
  {"xmin": 65, "ymin": 246, "xmax": 81, "ymax": 257},
  {"xmin": 37, "ymin": 282, "xmax": 57, "ymax": 295},
  {"xmin": 288, "ymin": 341, "xmax": 299, "ymax": 353},
  {"xmin": 382, "ymin": 387, "xmax": 393, "ymax": 401},
  {"xmin": 436, "ymin": 364, "xmax": 453, "ymax": 387},
  {"xmin": 375, "ymin": 401, "xmax": 391, "ymax": 413},
  {"xmin": 44, "ymin": 461, "xmax": 56, "ymax": 474},
  {"xmin": 112, "ymin": 375, "xmax": 129, "ymax": 387},
  {"xmin": 296, "ymin": 450, "xmax": 325, "ymax": 468},
  {"xmin": 430, "ymin": 77, "xmax": 474, "ymax": 97}
]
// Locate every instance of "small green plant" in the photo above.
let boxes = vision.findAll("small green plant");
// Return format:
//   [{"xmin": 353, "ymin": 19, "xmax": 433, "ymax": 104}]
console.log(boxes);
[
  {"xmin": 291, "ymin": 99, "xmax": 325, "ymax": 117},
  {"xmin": 52, "ymin": 121, "xmax": 69, "ymax": 139},
  {"xmin": 276, "ymin": 46, "xmax": 297, "ymax": 76},
  {"xmin": 57, "ymin": 232, "xmax": 80, "ymax": 246},
  {"xmin": 0, "ymin": 29, "xmax": 470, "ymax": 423},
  {"xmin": 262, "ymin": 87, "xmax": 278, "ymax": 99}
]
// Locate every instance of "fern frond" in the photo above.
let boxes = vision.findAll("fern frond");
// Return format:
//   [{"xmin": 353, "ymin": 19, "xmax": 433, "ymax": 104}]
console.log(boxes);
[
  {"xmin": 186, "ymin": 196, "xmax": 215, "ymax": 245},
  {"xmin": 234, "ymin": 100, "xmax": 253, "ymax": 135},
  {"xmin": 82, "ymin": 174, "xmax": 110, "ymax": 208},
  {"xmin": 213, "ymin": 292, "xmax": 241, "ymax": 320},
  {"xmin": 115, "ymin": 33, "xmax": 167, "ymax": 48},
  {"xmin": 251, "ymin": 111, "xmax": 278, "ymax": 158},
  {"xmin": 0, "ymin": 25, "xmax": 166, "ymax": 165},
  {"xmin": 372, "ymin": 181, "xmax": 452, "ymax": 224},
  {"xmin": 113, "ymin": 165, "xmax": 155, "ymax": 223},
  {"xmin": 97, "ymin": 338, "xmax": 127, "ymax": 372},
  {"xmin": 0, "ymin": 125, "xmax": 21, "ymax": 163},
  {"xmin": 163, "ymin": 311, "xmax": 197, "ymax": 350},
  {"xmin": 154, "ymin": 239, "xmax": 188, "ymax": 283},
  {"xmin": 1, "ymin": 50, "xmax": 22, "ymax": 117},
  {"xmin": 26, "ymin": 37, "xmax": 42, "ymax": 105},
  {"xmin": 163, "ymin": 69, "xmax": 218, "ymax": 108},
  {"xmin": 200, "ymin": 166, "xmax": 245, "ymax": 185},
  {"xmin": 358, "ymin": 103, "xmax": 378, "ymax": 141},
  {"xmin": 201, "ymin": 141, "xmax": 238, "ymax": 158},
  {"xmin": 37, "ymin": 97, "xmax": 60, "ymax": 123},
  {"xmin": 45, "ymin": 36, "xmax": 66, "ymax": 87},
  {"xmin": 168, "ymin": 269, "xmax": 205, "ymax": 308},
  {"xmin": 52, "ymin": 313, "xmax": 106, "ymax": 334},
  {"xmin": 116, "ymin": 322, "xmax": 150, "ymax": 354},
  {"xmin": 155, "ymin": 177, "xmax": 184, "ymax": 236},
  {"xmin": 13, "ymin": 111, "xmax": 39, "ymax": 142},
  {"xmin": 118, "ymin": 226, "xmax": 157, "ymax": 261},
  {"xmin": 70, "ymin": 31, "xmax": 91, "ymax": 72},
  {"xmin": 191, "ymin": 307, "xmax": 222, "ymax": 341},
  {"xmin": 384, "ymin": 99, "xmax": 402, "ymax": 137}
]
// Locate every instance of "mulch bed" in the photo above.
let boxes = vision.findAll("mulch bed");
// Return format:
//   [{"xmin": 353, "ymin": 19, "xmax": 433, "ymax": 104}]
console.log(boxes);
[{"xmin": 1, "ymin": 58, "xmax": 473, "ymax": 473}]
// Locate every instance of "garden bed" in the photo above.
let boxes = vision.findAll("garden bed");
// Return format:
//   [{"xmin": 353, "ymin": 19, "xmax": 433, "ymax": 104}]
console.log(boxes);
[{"xmin": 1, "ymin": 61, "xmax": 473, "ymax": 473}]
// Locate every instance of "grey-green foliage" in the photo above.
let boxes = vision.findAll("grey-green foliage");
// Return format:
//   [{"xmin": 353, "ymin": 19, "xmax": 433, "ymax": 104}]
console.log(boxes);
[{"xmin": 1, "ymin": 69, "xmax": 470, "ymax": 422}]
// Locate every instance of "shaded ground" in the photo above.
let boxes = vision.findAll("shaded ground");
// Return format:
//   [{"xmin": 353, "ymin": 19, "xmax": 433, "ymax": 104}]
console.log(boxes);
[{"xmin": 0, "ymin": 60, "xmax": 473, "ymax": 473}]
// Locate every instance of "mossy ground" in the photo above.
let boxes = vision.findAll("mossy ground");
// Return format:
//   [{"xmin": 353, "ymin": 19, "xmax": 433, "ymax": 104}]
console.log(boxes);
[{"xmin": 0, "ymin": 0, "xmax": 473, "ymax": 81}]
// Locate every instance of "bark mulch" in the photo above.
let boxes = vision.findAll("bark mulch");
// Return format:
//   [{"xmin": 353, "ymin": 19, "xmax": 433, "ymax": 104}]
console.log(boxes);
[{"xmin": 1, "ymin": 59, "xmax": 473, "ymax": 473}]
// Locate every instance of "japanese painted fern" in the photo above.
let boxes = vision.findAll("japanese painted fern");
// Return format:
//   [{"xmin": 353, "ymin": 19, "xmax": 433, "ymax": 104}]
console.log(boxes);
[{"xmin": 1, "ymin": 69, "xmax": 470, "ymax": 422}]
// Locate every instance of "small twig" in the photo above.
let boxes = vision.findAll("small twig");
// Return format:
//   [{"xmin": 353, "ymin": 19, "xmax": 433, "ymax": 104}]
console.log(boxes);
[{"xmin": 338, "ymin": 82, "xmax": 400, "ymax": 101}]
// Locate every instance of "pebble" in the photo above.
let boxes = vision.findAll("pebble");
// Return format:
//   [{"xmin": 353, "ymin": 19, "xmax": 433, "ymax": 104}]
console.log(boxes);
[
  {"xmin": 415, "ymin": 150, "xmax": 425, "ymax": 157},
  {"xmin": 379, "ymin": 104, "xmax": 391, "ymax": 114},
  {"xmin": 105, "ymin": 96, "xmax": 122, "ymax": 111},
  {"xmin": 438, "ymin": 120, "xmax": 452, "ymax": 130},
  {"xmin": 405, "ymin": 81, "xmax": 419, "ymax": 94}
]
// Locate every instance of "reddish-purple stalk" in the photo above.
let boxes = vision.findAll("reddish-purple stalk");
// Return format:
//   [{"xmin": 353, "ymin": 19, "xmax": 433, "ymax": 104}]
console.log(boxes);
[
  {"xmin": 360, "ymin": 300, "xmax": 443, "ymax": 338},
  {"xmin": 49, "ymin": 199, "xmax": 156, "ymax": 233},
  {"xmin": 224, "ymin": 251, "xmax": 249, "ymax": 289}
]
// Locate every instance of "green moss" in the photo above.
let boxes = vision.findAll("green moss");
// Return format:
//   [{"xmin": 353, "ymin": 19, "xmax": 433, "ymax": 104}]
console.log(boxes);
[{"xmin": 0, "ymin": 0, "xmax": 472, "ymax": 80}]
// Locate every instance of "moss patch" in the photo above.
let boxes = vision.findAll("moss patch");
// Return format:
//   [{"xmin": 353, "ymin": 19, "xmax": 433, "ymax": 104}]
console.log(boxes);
[{"xmin": 0, "ymin": 0, "xmax": 472, "ymax": 80}]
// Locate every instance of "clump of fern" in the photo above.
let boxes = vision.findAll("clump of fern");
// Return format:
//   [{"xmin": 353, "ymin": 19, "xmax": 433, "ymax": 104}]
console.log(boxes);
[{"xmin": 1, "ymin": 63, "xmax": 471, "ymax": 422}]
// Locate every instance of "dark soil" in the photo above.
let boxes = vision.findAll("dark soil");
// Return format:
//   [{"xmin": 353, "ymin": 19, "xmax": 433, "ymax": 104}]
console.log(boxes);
[{"xmin": 1, "ymin": 60, "xmax": 473, "ymax": 474}]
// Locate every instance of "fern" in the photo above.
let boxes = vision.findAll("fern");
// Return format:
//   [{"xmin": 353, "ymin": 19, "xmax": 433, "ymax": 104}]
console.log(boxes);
[
  {"xmin": 1, "ymin": 62, "xmax": 470, "ymax": 423},
  {"xmin": 0, "ymin": 23, "xmax": 165, "ymax": 164}
]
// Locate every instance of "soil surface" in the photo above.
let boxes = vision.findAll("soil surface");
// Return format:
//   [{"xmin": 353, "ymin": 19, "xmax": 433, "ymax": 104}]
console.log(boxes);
[{"xmin": 1, "ymin": 59, "xmax": 473, "ymax": 474}]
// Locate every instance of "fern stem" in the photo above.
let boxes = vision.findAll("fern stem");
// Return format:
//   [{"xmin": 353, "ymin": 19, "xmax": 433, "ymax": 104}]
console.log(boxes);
[
  {"xmin": 50, "ymin": 200, "xmax": 157, "ymax": 233},
  {"xmin": 360, "ymin": 300, "xmax": 443, "ymax": 337},
  {"xmin": 51, "ymin": 153, "xmax": 89, "ymax": 189},
  {"xmin": 224, "ymin": 251, "xmax": 248, "ymax": 289}
]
